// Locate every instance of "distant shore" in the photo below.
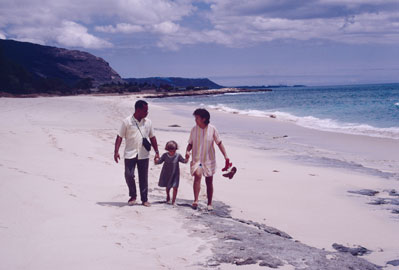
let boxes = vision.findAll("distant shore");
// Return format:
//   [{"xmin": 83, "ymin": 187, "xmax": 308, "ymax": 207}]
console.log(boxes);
[
  {"xmin": 0, "ymin": 87, "xmax": 272, "ymax": 99},
  {"xmin": 142, "ymin": 88, "xmax": 272, "ymax": 98}
]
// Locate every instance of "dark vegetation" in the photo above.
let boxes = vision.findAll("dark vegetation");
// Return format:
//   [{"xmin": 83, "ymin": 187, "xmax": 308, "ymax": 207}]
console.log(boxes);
[{"xmin": 0, "ymin": 39, "xmax": 222, "ymax": 96}]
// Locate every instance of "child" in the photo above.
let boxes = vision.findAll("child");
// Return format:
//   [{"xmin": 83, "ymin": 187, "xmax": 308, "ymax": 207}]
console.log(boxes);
[{"xmin": 155, "ymin": 140, "xmax": 188, "ymax": 205}]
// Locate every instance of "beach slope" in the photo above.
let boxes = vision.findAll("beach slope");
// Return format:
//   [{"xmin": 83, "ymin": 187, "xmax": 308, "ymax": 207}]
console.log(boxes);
[{"xmin": 0, "ymin": 95, "xmax": 398, "ymax": 269}]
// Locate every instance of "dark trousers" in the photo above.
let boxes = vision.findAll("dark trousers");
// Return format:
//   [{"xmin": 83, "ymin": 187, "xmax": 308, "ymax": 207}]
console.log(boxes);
[{"xmin": 124, "ymin": 157, "xmax": 149, "ymax": 203}]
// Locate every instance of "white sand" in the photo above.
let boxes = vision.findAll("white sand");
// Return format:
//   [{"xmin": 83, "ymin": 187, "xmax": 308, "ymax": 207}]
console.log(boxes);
[{"xmin": 1, "ymin": 95, "xmax": 398, "ymax": 269}]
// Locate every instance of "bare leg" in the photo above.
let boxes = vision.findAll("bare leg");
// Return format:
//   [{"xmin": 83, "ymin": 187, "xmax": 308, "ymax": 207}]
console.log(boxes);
[
  {"xmin": 193, "ymin": 169, "xmax": 202, "ymax": 205},
  {"xmin": 205, "ymin": 176, "xmax": 213, "ymax": 206},
  {"xmin": 166, "ymin": 188, "xmax": 171, "ymax": 203},
  {"xmin": 172, "ymin": 187, "xmax": 178, "ymax": 204}
]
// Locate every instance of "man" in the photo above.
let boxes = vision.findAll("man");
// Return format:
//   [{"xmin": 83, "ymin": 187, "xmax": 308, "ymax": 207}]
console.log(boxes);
[{"xmin": 114, "ymin": 100, "xmax": 159, "ymax": 206}]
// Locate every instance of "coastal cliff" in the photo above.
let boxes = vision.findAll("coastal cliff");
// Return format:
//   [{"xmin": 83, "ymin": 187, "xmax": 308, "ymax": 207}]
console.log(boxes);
[{"xmin": 0, "ymin": 39, "xmax": 123, "ymax": 94}]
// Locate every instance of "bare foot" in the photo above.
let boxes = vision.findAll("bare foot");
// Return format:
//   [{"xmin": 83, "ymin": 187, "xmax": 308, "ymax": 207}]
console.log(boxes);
[{"xmin": 192, "ymin": 201, "xmax": 198, "ymax": 210}]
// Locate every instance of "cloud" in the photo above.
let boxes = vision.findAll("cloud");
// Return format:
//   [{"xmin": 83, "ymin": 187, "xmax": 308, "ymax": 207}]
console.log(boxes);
[
  {"xmin": 205, "ymin": 0, "xmax": 399, "ymax": 20},
  {"xmin": 152, "ymin": 21, "xmax": 180, "ymax": 34},
  {"xmin": 1, "ymin": 0, "xmax": 399, "ymax": 50},
  {"xmin": 95, "ymin": 23, "xmax": 145, "ymax": 34},
  {"xmin": 189, "ymin": 0, "xmax": 399, "ymax": 47},
  {"xmin": 96, "ymin": 21, "xmax": 180, "ymax": 35},
  {"xmin": 111, "ymin": 0, "xmax": 195, "ymax": 24},
  {"xmin": 132, "ymin": 0, "xmax": 399, "ymax": 49},
  {"xmin": 7, "ymin": 21, "xmax": 112, "ymax": 49},
  {"xmin": 0, "ymin": 0, "xmax": 195, "ymax": 49},
  {"xmin": 56, "ymin": 21, "xmax": 112, "ymax": 49}
]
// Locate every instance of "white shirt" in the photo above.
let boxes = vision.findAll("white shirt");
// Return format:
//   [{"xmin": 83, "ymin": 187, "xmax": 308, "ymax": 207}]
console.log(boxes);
[{"xmin": 118, "ymin": 116, "xmax": 154, "ymax": 160}]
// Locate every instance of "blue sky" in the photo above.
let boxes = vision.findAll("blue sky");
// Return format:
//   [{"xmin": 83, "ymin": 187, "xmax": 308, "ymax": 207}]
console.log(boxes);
[{"xmin": 1, "ymin": 0, "xmax": 398, "ymax": 86}]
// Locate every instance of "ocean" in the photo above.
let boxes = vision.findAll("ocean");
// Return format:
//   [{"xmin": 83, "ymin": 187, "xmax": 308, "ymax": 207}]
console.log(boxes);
[
  {"xmin": 152, "ymin": 83, "xmax": 399, "ymax": 179},
  {"xmin": 153, "ymin": 83, "xmax": 399, "ymax": 140}
]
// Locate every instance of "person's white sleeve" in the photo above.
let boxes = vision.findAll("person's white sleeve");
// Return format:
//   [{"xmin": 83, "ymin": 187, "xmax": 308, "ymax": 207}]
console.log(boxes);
[
  {"xmin": 188, "ymin": 126, "xmax": 195, "ymax": 144},
  {"xmin": 149, "ymin": 121, "xmax": 155, "ymax": 138},
  {"xmin": 213, "ymin": 126, "xmax": 222, "ymax": 145},
  {"xmin": 118, "ymin": 121, "xmax": 126, "ymax": 138}
]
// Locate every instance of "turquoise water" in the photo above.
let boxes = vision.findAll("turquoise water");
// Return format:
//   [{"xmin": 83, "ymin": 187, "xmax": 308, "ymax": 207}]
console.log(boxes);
[{"xmin": 154, "ymin": 83, "xmax": 399, "ymax": 139}]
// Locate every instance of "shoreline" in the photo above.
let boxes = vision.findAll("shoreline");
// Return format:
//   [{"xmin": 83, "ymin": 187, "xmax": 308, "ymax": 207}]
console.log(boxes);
[
  {"xmin": 0, "ymin": 87, "xmax": 272, "ymax": 99},
  {"xmin": 155, "ymin": 100, "xmax": 399, "ymax": 178},
  {"xmin": 150, "ymin": 99, "xmax": 399, "ymax": 267},
  {"xmin": 1, "ymin": 95, "xmax": 399, "ymax": 269},
  {"xmin": 150, "ymin": 93, "xmax": 399, "ymax": 141},
  {"xmin": 142, "ymin": 88, "xmax": 272, "ymax": 98}
]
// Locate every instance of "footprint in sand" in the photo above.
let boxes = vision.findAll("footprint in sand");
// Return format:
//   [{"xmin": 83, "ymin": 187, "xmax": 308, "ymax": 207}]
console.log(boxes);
[{"xmin": 8, "ymin": 166, "xmax": 29, "ymax": 174}]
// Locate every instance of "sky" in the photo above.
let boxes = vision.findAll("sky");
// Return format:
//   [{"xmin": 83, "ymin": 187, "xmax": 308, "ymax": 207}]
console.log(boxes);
[{"xmin": 1, "ymin": 0, "xmax": 399, "ymax": 86}]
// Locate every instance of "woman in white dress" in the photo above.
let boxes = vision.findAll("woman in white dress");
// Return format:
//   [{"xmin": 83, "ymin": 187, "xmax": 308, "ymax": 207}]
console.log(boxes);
[{"xmin": 185, "ymin": 108, "xmax": 230, "ymax": 210}]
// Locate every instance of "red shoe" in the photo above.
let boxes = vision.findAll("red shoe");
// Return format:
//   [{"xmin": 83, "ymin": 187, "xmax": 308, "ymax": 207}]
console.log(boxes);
[
  {"xmin": 222, "ymin": 158, "xmax": 232, "ymax": 171},
  {"xmin": 222, "ymin": 167, "xmax": 237, "ymax": 179}
]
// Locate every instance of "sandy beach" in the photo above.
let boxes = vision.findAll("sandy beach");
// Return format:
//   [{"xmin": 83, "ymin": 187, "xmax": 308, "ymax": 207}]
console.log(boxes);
[{"xmin": 1, "ymin": 94, "xmax": 399, "ymax": 269}]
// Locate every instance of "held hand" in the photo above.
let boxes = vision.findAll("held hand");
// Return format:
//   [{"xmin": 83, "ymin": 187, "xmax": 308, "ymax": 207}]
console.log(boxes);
[
  {"xmin": 222, "ymin": 158, "xmax": 232, "ymax": 171},
  {"xmin": 185, "ymin": 151, "xmax": 190, "ymax": 160},
  {"xmin": 114, "ymin": 152, "xmax": 120, "ymax": 163},
  {"xmin": 154, "ymin": 153, "xmax": 160, "ymax": 162}
]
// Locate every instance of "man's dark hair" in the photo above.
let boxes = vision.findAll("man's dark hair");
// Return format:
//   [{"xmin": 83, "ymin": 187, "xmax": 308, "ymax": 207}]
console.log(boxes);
[
  {"xmin": 135, "ymin": 100, "xmax": 148, "ymax": 110},
  {"xmin": 193, "ymin": 108, "xmax": 210, "ymax": 125}
]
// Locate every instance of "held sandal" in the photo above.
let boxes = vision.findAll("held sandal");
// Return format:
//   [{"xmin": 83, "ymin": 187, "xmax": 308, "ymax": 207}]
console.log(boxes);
[
  {"xmin": 222, "ymin": 167, "xmax": 237, "ymax": 179},
  {"xmin": 221, "ymin": 158, "xmax": 232, "ymax": 171}
]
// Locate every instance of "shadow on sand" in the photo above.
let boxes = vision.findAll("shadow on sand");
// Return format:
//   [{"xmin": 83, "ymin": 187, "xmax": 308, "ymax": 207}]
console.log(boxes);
[{"xmin": 96, "ymin": 200, "xmax": 168, "ymax": 208}]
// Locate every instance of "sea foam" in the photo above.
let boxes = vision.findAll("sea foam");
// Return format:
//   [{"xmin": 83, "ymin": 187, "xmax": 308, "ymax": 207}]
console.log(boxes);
[{"xmin": 208, "ymin": 104, "xmax": 399, "ymax": 140}]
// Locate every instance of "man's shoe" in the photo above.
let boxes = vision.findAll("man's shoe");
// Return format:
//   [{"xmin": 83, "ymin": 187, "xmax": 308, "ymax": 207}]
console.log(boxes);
[
  {"xmin": 128, "ymin": 197, "xmax": 136, "ymax": 206},
  {"xmin": 142, "ymin": 201, "xmax": 151, "ymax": 207}
]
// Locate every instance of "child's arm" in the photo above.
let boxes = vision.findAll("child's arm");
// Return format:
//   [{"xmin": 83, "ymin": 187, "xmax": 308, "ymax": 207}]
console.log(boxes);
[
  {"xmin": 179, "ymin": 153, "xmax": 189, "ymax": 164},
  {"xmin": 155, "ymin": 153, "xmax": 165, "ymax": 165},
  {"xmin": 185, "ymin": 144, "xmax": 192, "ymax": 160}
]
